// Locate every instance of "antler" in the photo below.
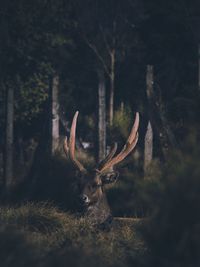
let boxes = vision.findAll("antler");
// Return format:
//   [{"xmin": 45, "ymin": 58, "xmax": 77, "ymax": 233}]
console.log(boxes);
[
  {"xmin": 98, "ymin": 112, "xmax": 139, "ymax": 173},
  {"xmin": 98, "ymin": 142, "xmax": 118, "ymax": 170},
  {"xmin": 64, "ymin": 111, "xmax": 139, "ymax": 174},
  {"xmin": 63, "ymin": 111, "xmax": 86, "ymax": 173}
]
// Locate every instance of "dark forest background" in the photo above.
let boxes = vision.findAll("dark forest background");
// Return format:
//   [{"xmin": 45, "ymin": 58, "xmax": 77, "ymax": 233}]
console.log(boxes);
[{"xmin": 0, "ymin": 1, "xmax": 200, "ymax": 267}]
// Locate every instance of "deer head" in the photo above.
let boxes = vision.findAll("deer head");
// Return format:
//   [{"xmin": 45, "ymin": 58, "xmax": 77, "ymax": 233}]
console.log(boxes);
[{"xmin": 64, "ymin": 111, "xmax": 139, "ymax": 225}]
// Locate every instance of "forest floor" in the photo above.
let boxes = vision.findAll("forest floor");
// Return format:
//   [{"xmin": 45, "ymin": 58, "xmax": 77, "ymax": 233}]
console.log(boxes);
[{"xmin": 0, "ymin": 202, "xmax": 148, "ymax": 267}]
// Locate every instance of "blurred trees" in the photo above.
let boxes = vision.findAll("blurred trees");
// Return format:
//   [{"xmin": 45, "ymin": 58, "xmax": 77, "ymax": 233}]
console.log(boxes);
[
  {"xmin": 0, "ymin": 0, "xmax": 74, "ymax": 190},
  {"xmin": 0, "ymin": 0, "xmax": 199, "ymax": 202},
  {"xmin": 143, "ymin": 138, "xmax": 200, "ymax": 266},
  {"xmin": 5, "ymin": 86, "xmax": 14, "ymax": 190},
  {"xmin": 71, "ymin": 0, "xmax": 145, "ymax": 125},
  {"xmin": 141, "ymin": 0, "xmax": 200, "ymax": 130},
  {"xmin": 51, "ymin": 73, "xmax": 60, "ymax": 155},
  {"xmin": 98, "ymin": 69, "xmax": 106, "ymax": 161}
]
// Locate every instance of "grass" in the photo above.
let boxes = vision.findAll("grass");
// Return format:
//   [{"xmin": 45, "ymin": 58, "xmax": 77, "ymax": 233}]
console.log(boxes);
[{"xmin": 0, "ymin": 202, "xmax": 147, "ymax": 267}]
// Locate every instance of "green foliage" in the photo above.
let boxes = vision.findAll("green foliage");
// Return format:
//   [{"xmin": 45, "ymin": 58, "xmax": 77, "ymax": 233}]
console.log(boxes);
[
  {"xmin": 113, "ymin": 106, "xmax": 133, "ymax": 138},
  {"xmin": 15, "ymin": 68, "xmax": 49, "ymax": 124},
  {"xmin": 108, "ymin": 105, "xmax": 133, "ymax": 148}
]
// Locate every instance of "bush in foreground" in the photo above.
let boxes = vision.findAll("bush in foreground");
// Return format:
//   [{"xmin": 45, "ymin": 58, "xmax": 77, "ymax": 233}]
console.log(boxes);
[
  {"xmin": 142, "ymin": 143, "xmax": 200, "ymax": 267},
  {"xmin": 0, "ymin": 202, "xmax": 146, "ymax": 267}
]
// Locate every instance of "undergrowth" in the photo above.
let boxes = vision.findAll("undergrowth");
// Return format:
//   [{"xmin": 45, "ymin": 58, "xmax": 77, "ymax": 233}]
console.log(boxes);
[{"xmin": 0, "ymin": 202, "xmax": 146, "ymax": 267}]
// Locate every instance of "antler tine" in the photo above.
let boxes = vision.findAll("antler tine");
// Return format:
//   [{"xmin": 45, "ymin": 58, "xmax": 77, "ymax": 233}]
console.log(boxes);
[
  {"xmin": 99, "ymin": 112, "xmax": 139, "ymax": 172},
  {"xmin": 113, "ymin": 112, "xmax": 139, "ymax": 156},
  {"xmin": 64, "ymin": 111, "xmax": 86, "ymax": 173},
  {"xmin": 98, "ymin": 142, "xmax": 118, "ymax": 170},
  {"xmin": 69, "ymin": 111, "xmax": 79, "ymax": 160},
  {"xmin": 127, "ymin": 112, "xmax": 139, "ymax": 143}
]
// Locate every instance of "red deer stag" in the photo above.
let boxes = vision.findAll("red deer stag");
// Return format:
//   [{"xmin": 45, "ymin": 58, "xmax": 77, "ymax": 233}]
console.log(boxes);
[{"xmin": 64, "ymin": 111, "xmax": 139, "ymax": 226}]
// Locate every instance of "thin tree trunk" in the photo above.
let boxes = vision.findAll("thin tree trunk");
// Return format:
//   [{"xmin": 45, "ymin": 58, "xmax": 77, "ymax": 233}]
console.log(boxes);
[
  {"xmin": 144, "ymin": 121, "xmax": 153, "ymax": 174},
  {"xmin": 109, "ymin": 49, "xmax": 115, "ymax": 126},
  {"xmin": 0, "ymin": 82, "xmax": 6, "ymax": 183},
  {"xmin": 146, "ymin": 65, "xmax": 176, "ymax": 159},
  {"xmin": 5, "ymin": 86, "xmax": 14, "ymax": 189},
  {"xmin": 146, "ymin": 65, "xmax": 167, "ymax": 158},
  {"xmin": 51, "ymin": 73, "xmax": 59, "ymax": 155},
  {"xmin": 18, "ymin": 136, "xmax": 25, "ymax": 166},
  {"xmin": 198, "ymin": 44, "xmax": 200, "ymax": 91},
  {"xmin": 98, "ymin": 69, "xmax": 106, "ymax": 161},
  {"xmin": 146, "ymin": 65, "xmax": 154, "ymax": 101},
  {"xmin": 120, "ymin": 101, "xmax": 124, "ymax": 115}
]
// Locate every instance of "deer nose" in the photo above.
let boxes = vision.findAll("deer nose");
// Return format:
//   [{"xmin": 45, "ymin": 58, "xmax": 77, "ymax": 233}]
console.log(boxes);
[{"xmin": 81, "ymin": 194, "xmax": 89, "ymax": 204}]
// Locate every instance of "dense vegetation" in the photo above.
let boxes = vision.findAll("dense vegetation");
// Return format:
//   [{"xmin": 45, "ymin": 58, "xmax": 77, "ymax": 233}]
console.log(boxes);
[
  {"xmin": 1, "ymin": 142, "xmax": 200, "ymax": 267},
  {"xmin": 0, "ymin": 203, "xmax": 146, "ymax": 267}
]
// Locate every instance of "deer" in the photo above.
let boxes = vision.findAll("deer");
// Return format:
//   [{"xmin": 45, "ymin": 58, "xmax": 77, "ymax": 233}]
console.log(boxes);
[{"xmin": 64, "ymin": 111, "xmax": 139, "ymax": 227}]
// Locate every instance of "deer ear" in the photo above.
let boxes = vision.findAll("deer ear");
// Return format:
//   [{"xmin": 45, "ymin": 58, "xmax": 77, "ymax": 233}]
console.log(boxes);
[{"xmin": 101, "ymin": 171, "xmax": 119, "ymax": 184}]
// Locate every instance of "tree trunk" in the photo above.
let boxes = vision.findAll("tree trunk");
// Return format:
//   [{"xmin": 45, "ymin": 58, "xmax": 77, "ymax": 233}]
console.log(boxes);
[
  {"xmin": 120, "ymin": 101, "xmax": 124, "ymax": 115},
  {"xmin": 146, "ymin": 65, "xmax": 176, "ymax": 159},
  {"xmin": 144, "ymin": 121, "xmax": 153, "ymax": 174},
  {"xmin": 146, "ymin": 65, "xmax": 154, "ymax": 100},
  {"xmin": 0, "ymin": 82, "xmax": 6, "ymax": 183},
  {"xmin": 98, "ymin": 69, "xmax": 106, "ymax": 161},
  {"xmin": 18, "ymin": 136, "xmax": 25, "ymax": 166},
  {"xmin": 109, "ymin": 49, "xmax": 115, "ymax": 126},
  {"xmin": 198, "ymin": 44, "xmax": 200, "ymax": 91},
  {"xmin": 51, "ymin": 73, "xmax": 59, "ymax": 155},
  {"xmin": 5, "ymin": 86, "xmax": 14, "ymax": 190},
  {"xmin": 146, "ymin": 65, "xmax": 167, "ymax": 158}
]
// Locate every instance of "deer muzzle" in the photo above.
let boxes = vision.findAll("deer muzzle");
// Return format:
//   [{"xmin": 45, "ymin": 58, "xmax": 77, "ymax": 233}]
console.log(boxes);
[{"xmin": 81, "ymin": 194, "xmax": 90, "ymax": 205}]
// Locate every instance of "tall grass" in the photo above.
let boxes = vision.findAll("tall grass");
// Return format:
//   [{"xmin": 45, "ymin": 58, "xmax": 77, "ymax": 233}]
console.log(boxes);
[{"xmin": 0, "ymin": 202, "xmax": 146, "ymax": 267}]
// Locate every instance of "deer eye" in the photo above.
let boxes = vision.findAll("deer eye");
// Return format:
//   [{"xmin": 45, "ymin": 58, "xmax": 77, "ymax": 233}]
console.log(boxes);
[{"xmin": 101, "ymin": 172, "xmax": 119, "ymax": 184}]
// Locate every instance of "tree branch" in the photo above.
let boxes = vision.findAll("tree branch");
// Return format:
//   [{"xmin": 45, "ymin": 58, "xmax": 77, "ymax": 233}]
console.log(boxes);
[
  {"xmin": 99, "ymin": 23, "xmax": 112, "ymax": 55},
  {"xmin": 81, "ymin": 32, "xmax": 111, "ymax": 77}
]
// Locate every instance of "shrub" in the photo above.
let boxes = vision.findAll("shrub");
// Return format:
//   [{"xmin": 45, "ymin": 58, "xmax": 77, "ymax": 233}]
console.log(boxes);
[
  {"xmin": 110, "ymin": 105, "xmax": 133, "ymax": 142},
  {"xmin": 108, "ymin": 159, "xmax": 162, "ymax": 217},
  {"xmin": 0, "ymin": 226, "xmax": 43, "ymax": 267},
  {"xmin": 0, "ymin": 202, "xmax": 146, "ymax": 267},
  {"xmin": 142, "ymin": 142, "xmax": 200, "ymax": 267}
]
